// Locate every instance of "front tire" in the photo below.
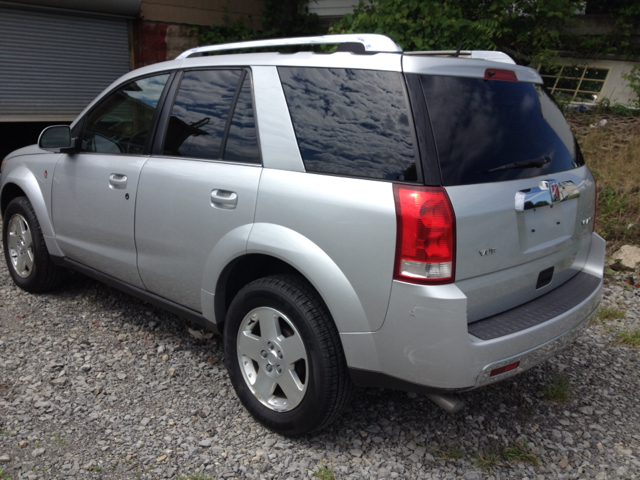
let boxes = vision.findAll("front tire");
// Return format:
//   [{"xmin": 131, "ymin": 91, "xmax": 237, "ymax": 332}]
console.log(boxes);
[
  {"xmin": 224, "ymin": 274, "xmax": 353, "ymax": 436},
  {"xmin": 2, "ymin": 196, "xmax": 63, "ymax": 292}
]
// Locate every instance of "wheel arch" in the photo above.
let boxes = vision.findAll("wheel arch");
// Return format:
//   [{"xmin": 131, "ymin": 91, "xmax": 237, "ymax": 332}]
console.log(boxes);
[
  {"xmin": 207, "ymin": 223, "xmax": 370, "ymax": 335},
  {"xmin": 1, "ymin": 167, "xmax": 62, "ymax": 257},
  {"xmin": 1, "ymin": 182, "xmax": 26, "ymax": 216}
]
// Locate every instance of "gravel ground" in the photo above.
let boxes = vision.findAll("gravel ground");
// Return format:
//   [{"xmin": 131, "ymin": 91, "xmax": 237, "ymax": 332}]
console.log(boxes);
[{"xmin": 1, "ymin": 251, "xmax": 640, "ymax": 480}]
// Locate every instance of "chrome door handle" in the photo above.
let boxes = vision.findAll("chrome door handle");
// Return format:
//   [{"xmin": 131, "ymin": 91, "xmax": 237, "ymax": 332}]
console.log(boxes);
[
  {"xmin": 211, "ymin": 189, "xmax": 238, "ymax": 209},
  {"xmin": 109, "ymin": 173, "xmax": 128, "ymax": 189}
]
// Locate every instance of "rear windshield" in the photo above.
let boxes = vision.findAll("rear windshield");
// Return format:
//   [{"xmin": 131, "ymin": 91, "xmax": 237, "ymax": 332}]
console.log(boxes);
[{"xmin": 419, "ymin": 75, "xmax": 583, "ymax": 186}]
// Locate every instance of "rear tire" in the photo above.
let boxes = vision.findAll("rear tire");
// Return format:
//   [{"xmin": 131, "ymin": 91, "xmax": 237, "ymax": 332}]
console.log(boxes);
[
  {"xmin": 2, "ymin": 196, "xmax": 64, "ymax": 292},
  {"xmin": 224, "ymin": 274, "xmax": 353, "ymax": 436}
]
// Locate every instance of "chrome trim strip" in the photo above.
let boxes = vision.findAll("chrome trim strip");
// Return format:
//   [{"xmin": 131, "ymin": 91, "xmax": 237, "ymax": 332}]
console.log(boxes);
[
  {"xmin": 515, "ymin": 179, "xmax": 580, "ymax": 212},
  {"xmin": 177, "ymin": 34, "xmax": 403, "ymax": 59}
]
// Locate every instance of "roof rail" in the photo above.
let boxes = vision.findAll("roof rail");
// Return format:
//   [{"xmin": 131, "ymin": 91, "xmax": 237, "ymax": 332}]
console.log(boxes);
[
  {"xmin": 176, "ymin": 34, "xmax": 403, "ymax": 59},
  {"xmin": 405, "ymin": 50, "xmax": 516, "ymax": 65}
]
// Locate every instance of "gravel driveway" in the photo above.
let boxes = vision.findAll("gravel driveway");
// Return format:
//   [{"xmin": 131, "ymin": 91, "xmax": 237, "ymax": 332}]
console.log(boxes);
[{"xmin": 1, "ymin": 247, "xmax": 639, "ymax": 480}]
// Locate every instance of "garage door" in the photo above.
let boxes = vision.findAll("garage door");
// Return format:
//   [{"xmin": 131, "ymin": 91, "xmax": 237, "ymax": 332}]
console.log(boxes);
[{"xmin": 0, "ymin": 7, "xmax": 131, "ymax": 122}]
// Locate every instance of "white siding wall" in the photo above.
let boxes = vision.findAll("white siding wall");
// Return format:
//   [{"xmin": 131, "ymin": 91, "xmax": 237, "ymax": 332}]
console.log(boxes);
[{"xmin": 306, "ymin": 0, "xmax": 359, "ymax": 17}]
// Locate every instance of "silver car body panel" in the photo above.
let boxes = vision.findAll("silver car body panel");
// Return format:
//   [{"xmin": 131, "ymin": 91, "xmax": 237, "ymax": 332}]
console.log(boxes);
[
  {"xmin": 0, "ymin": 147, "xmax": 63, "ymax": 257},
  {"xmin": 135, "ymin": 158, "xmax": 262, "ymax": 311},
  {"xmin": 51, "ymin": 152, "xmax": 148, "ymax": 288},
  {"xmin": 402, "ymin": 54, "xmax": 542, "ymax": 83},
  {"xmin": 342, "ymin": 233, "xmax": 604, "ymax": 389},
  {"xmin": 251, "ymin": 66, "xmax": 305, "ymax": 172},
  {"xmin": 448, "ymin": 166, "xmax": 596, "ymax": 322},
  {"xmin": 250, "ymin": 169, "xmax": 397, "ymax": 333}
]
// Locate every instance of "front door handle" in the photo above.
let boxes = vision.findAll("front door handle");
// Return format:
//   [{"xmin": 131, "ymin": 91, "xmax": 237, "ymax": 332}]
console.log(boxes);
[
  {"xmin": 211, "ymin": 189, "xmax": 238, "ymax": 209},
  {"xmin": 109, "ymin": 173, "xmax": 128, "ymax": 189}
]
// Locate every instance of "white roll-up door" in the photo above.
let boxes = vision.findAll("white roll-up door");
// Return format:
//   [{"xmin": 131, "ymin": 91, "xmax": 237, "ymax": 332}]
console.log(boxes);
[{"xmin": 0, "ymin": 7, "xmax": 131, "ymax": 122}]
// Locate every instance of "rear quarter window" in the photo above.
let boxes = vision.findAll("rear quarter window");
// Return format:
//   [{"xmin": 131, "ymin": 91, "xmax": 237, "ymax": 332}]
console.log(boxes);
[
  {"xmin": 418, "ymin": 75, "xmax": 582, "ymax": 186},
  {"xmin": 278, "ymin": 67, "xmax": 419, "ymax": 182}
]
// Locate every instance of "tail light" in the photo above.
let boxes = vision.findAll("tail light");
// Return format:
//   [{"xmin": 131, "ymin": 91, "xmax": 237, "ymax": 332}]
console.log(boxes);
[{"xmin": 393, "ymin": 185, "xmax": 456, "ymax": 284}]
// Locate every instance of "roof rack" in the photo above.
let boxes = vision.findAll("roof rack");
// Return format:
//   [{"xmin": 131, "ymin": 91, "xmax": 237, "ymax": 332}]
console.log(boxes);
[
  {"xmin": 405, "ymin": 50, "xmax": 516, "ymax": 64},
  {"xmin": 176, "ymin": 34, "xmax": 403, "ymax": 59}
]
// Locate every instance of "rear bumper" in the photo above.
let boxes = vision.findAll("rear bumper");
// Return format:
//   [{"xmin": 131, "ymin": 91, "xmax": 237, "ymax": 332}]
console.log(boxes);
[{"xmin": 342, "ymin": 232, "xmax": 604, "ymax": 392}]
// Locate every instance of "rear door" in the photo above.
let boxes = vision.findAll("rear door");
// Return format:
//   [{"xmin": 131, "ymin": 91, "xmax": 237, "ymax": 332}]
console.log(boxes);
[
  {"xmin": 404, "ymin": 59, "xmax": 596, "ymax": 321},
  {"xmin": 135, "ymin": 69, "xmax": 261, "ymax": 311}
]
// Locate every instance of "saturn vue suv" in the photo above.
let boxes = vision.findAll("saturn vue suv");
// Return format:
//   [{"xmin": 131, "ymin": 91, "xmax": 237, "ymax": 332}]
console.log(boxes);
[{"xmin": 0, "ymin": 34, "xmax": 604, "ymax": 436}]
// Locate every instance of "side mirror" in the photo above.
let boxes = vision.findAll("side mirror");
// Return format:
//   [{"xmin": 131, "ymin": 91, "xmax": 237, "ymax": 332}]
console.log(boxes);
[{"xmin": 38, "ymin": 125, "xmax": 76, "ymax": 153}]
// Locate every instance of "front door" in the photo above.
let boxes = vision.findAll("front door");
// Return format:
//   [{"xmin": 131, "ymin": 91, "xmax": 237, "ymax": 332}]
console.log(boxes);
[{"xmin": 51, "ymin": 73, "xmax": 170, "ymax": 288}]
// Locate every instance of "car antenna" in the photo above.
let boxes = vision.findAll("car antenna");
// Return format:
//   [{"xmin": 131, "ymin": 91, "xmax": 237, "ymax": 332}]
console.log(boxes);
[{"xmin": 453, "ymin": 41, "xmax": 464, "ymax": 57}]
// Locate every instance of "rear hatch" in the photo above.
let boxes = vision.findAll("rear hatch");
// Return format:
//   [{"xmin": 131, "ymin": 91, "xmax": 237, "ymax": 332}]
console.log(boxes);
[{"xmin": 404, "ymin": 58, "xmax": 596, "ymax": 322}]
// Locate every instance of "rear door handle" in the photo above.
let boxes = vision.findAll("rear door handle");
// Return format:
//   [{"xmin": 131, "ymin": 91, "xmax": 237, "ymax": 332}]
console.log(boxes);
[
  {"xmin": 109, "ymin": 173, "xmax": 128, "ymax": 189},
  {"xmin": 211, "ymin": 189, "xmax": 238, "ymax": 209}
]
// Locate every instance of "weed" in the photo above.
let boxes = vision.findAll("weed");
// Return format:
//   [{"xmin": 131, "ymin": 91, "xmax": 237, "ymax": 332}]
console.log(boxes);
[
  {"xmin": 622, "ymin": 65, "xmax": 640, "ymax": 108},
  {"xmin": 473, "ymin": 442, "xmax": 539, "ymax": 471},
  {"xmin": 502, "ymin": 443, "xmax": 540, "ymax": 466},
  {"xmin": 542, "ymin": 375, "xmax": 572, "ymax": 403},
  {"xmin": 613, "ymin": 328, "xmax": 640, "ymax": 347},
  {"xmin": 88, "ymin": 467, "xmax": 102, "ymax": 472},
  {"xmin": 34, "ymin": 441, "xmax": 42, "ymax": 447},
  {"xmin": 597, "ymin": 307, "xmax": 626, "ymax": 321},
  {"xmin": 473, "ymin": 445, "xmax": 501, "ymax": 471},
  {"xmin": 0, "ymin": 470, "xmax": 16, "ymax": 480},
  {"xmin": 51, "ymin": 432, "xmax": 67, "ymax": 446},
  {"xmin": 434, "ymin": 447, "xmax": 463, "ymax": 460},
  {"xmin": 311, "ymin": 461, "xmax": 336, "ymax": 480}
]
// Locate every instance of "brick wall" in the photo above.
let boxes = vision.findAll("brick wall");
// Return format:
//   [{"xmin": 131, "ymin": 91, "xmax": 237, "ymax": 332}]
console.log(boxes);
[{"xmin": 132, "ymin": 20, "xmax": 200, "ymax": 68}]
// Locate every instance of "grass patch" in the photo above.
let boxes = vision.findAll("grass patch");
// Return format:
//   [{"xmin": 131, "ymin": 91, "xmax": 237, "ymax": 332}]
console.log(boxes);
[
  {"xmin": 613, "ymin": 329, "xmax": 640, "ymax": 347},
  {"xmin": 0, "ymin": 470, "xmax": 16, "ymax": 480},
  {"xmin": 597, "ymin": 307, "xmax": 626, "ymax": 321},
  {"xmin": 434, "ymin": 447, "xmax": 464, "ymax": 460},
  {"xmin": 542, "ymin": 375, "xmax": 572, "ymax": 403},
  {"xmin": 502, "ymin": 443, "xmax": 540, "ymax": 466},
  {"xmin": 473, "ymin": 445, "xmax": 501, "ymax": 471},
  {"xmin": 311, "ymin": 461, "xmax": 336, "ymax": 480},
  {"xmin": 473, "ymin": 442, "xmax": 539, "ymax": 471},
  {"xmin": 177, "ymin": 475, "xmax": 215, "ymax": 480},
  {"xmin": 568, "ymin": 111, "xmax": 640, "ymax": 252}
]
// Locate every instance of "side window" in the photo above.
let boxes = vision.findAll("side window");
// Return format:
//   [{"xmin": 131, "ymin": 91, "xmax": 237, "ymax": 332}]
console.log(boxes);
[
  {"xmin": 162, "ymin": 69, "xmax": 260, "ymax": 163},
  {"xmin": 81, "ymin": 74, "xmax": 169, "ymax": 154},
  {"xmin": 278, "ymin": 67, "xmax": 418, "ymax": 182}
]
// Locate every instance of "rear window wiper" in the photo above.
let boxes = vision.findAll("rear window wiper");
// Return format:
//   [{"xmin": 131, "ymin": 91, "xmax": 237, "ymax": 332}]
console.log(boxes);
[{"xmin": 483, "ymin": 156, "xmax": 550, "ymax": 174}]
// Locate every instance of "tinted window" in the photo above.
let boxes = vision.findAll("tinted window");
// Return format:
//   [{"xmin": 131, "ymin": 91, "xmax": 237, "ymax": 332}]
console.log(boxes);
[
  {"xmin": 419, "ymin": 75, "xmax": 581, "ymax": 186},
  {"xmin": 163, "ymin": 70, "xmax": 241, "ymax": 159},
  {"xmin": 279, "ymin": 67, "xmax": 418, "ymax": 181},
  {"xmin": 223, "ymin": 75, "xmax": 260, "ymax": 163},
  {"xmin": 81, "ymin": 74, "xmax": 169, "ymax": 154}
]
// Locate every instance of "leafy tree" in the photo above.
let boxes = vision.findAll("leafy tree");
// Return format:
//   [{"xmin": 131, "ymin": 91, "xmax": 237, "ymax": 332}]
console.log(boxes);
[
  {"xmin": 198, "ymin": 0, "xmax": 325, "ymax": 50},
  {"xmin": 328, "ymin": 0, "xmax": 640, "ymax": 65}
]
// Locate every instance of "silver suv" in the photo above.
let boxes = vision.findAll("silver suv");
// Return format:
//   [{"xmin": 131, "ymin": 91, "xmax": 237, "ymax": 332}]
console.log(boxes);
[{"xmin": 0, "ymin": 34, "xmax": 604, "ymax": 436}]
